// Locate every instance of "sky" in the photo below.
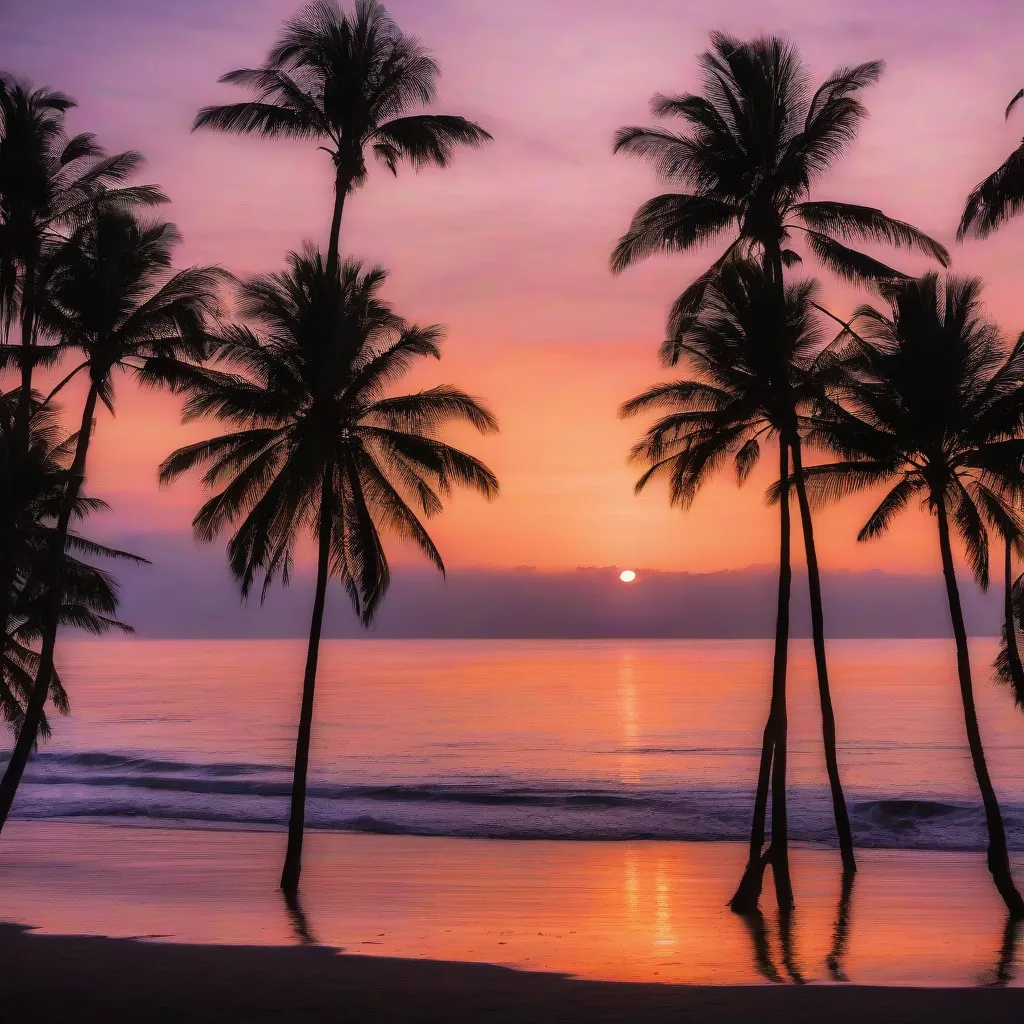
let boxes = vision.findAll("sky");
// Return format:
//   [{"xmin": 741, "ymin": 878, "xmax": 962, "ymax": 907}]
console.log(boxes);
[{"xmin": 4, "ymin": 0, "xmax": 1024, "ymax": 585}]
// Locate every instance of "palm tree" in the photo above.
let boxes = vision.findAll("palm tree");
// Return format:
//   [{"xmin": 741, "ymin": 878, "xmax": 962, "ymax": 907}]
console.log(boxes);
[
  {"xmin": 192, "ymin": 0, "xmax": 492, "ymax": 277},
  {"xmin": 806, "ymin": 273, "xmax": 1024, "ymax": 917},
  {"xmin": 959, "ymin": 91, "xmax": 1024, "ymax": 239},
  {"xmin": 159, "ymin": 250, "xmax": 499, "ymax": 893},
  {"xmin": 621, "ymin": 259, "xmax": 829, "ymax": 913},
  {"xmin": 0, "ymin": 396, "xmax": 140, "ymax": 740},
  {"xmin": 0, "ymin": 209, "xmax": 223, "ymax": 832},
  {"xmin": 0, "ymin": 74, "xmax": 166, "ymax": 439},
  {"xmin": 612, "ymin": 32, "xmax": 949, "ymax": 877}
]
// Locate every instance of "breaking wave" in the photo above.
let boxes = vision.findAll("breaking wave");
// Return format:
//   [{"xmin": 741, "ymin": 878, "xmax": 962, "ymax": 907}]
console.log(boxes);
[{"xmin": 6, "ymin": 750, "xmax": 1024, "ymax": 851}]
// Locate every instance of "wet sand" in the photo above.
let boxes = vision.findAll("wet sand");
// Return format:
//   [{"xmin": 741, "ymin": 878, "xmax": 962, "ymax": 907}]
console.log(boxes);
[{"xmin": 2, "ymin": 822, "xmax": 1024, "ymax": 1019}]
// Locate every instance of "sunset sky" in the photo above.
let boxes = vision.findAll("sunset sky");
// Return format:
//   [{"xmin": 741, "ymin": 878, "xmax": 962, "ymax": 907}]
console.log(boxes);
[{"xmin": 5, "ymin": 0, "xmax": 1024, "ymax": 577}]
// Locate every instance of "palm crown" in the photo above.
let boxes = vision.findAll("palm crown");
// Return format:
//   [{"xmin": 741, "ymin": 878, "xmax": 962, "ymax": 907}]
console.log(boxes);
[
  {"xmin": 43, "ymin": 209, "xmax": 226, "ymax": 411},
  {"xmin": 806, "ymin": 273, "xmax": 1024, "ymax": 587},
  {"xmin": 193, "ymin": 0, "xmax": 491, "ymax": 271},
  {"xmin": 159, "ymin": 250, "xmax": 499, "ymax": 621},
  {"xmin": 621, "ymin": 259, "xmax": 825, "ymax": 503},
  {"xmin": 612, "ymin": 34, "xmax": 949, "ymax": 357}
]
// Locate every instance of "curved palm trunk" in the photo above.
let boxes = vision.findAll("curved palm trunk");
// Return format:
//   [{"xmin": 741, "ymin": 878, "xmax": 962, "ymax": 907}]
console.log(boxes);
[
  {"xmin": 325, "ymin": 175, "xmax": 349, "ymax": 281},
  {"xmin": 936, "ymin": 497, "xmax": 1024, "ymax": 917},
  {"xmin": 0, "ymin": 385, "xmax": 98, "ymax": 832},
  {"xmin": 1002, "ymin": 538, "xmax": 1024, "ymax": 697},
  {"xmin": 280, "ymin": 473, "xmax": 333, "ymax": 894},
  {"xmin": 730, "ymin": 440, "xmax": 794, "ymax": 913},
  {"xmin": 789, "ymin": 436, "xmax": 856, "ymax": 873}
]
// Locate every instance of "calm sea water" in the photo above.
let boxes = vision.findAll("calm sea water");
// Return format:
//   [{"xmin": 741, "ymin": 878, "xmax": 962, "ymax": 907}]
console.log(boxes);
[{"xmin": 6, "ymin": 638, "xmax": 1024, "ymax": 850}]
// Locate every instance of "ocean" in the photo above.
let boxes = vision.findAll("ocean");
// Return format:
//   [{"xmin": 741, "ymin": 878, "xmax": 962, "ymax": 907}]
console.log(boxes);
[{"xmin": 7, "ymin": 637, "xmax": 1024, "ymax": 851}]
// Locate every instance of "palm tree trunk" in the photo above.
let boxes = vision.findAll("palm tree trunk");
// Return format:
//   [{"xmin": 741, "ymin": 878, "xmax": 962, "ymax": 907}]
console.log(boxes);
[
  {"xmin": 730, "ymin": 440, "xmax": 794, "ymax": 913},
  {"xmin": 0, "ymin": 384, "xmax": 99, "ymax": 832},
  {"xmin": 936, "ymin": 496, "xmax": 1024, "ymax": 917},
  {"xmin": 769, "ymin": 439, "xmax": 794, "ymax": 913},
  {"xmin": 1003, "ymin": 538, "xmax": 1024, "ymax": 696},
  {"xmin": 789, "ymin": 435, "xmax": 856, "ymax": 873},
  {"xmin": 280, "ymin": 472, "xmax": 333, "ymax": 894},
  {"xmin": 729, "ymin": 714, "xmax": 775, "ymax": 912},
  {"xmin": 325, "ymin": 175, "xmax": 349, "ymax": 281},
  {"xmin": 15, "ymin": 257, "xmax": 36, "ymax": 449}
]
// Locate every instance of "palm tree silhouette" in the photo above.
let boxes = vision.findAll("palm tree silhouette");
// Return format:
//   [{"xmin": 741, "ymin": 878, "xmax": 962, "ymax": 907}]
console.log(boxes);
[
  {"xmin": 0, "ymin": 397, "xmax": 142, "ymax": 740},
  {"xmin": 0, "ymin": 209, "xmax": 222, "ymax": 832},
  {"xmin": 0, "ymin": 75, "xmax": 166, "ymax": 439},
  {"xmin": 959, "ymin": 91, "xmax": 1024, "ymax": 239},
  {"xmin": 622, "ymin": 259, "xmax": 829, "ymax": 913},
  {"xmin": 0, "ymin": 398, "xmax": 145, "ymax": 736},
  {"xmin": 159, "ymin": 250, "xmax": 499, "ymax": 893},
  {"xmin": 192, "ymin": 0, "xmax": 492, "ymax": 276},
  {"xmin": 806, "ymin": 273, "xmax": 1024, "ymax": 917},
  {"xmin": 613, "ymin": 33, "xmax": 949, "ymax": 879}
]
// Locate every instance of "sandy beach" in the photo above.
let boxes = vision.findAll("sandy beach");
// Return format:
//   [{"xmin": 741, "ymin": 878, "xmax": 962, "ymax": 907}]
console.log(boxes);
[{"xmin": 3, "ymin": 822, "xmax": 1024, "ymax": 1019}]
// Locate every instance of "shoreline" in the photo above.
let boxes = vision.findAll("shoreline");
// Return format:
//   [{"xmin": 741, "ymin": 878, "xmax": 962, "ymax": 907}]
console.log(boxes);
[{"xmin": 2, "ymin": 821, "xmax": 1024, "ymax": 991}]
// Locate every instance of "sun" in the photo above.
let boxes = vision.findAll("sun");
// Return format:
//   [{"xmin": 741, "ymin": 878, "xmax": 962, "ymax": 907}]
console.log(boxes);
[{"xmin": 619, "ymin": 570, "xmax": 637, "ymax": 584}]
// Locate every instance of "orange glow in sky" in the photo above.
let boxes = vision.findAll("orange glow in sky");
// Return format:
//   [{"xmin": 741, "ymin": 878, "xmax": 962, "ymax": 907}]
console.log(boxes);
[{"xmin": 6, "ymin": 0, "xmax": 1024, "ymax": 576}]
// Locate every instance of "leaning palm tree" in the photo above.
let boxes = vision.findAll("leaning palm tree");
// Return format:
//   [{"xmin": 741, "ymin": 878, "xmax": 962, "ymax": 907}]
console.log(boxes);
[
  {"xmin": 613, "ymin": 34, "xmax": 950, "ymax": 876},
  {"xmin": 159, "ymin": 250, "xmax": 499, "ymax": 893},
  {"xmin": 806, "ymin": 273, "xmax": 1024, "ymax": 917},
  {"xmin": 0, "ymin": 210, "xmax": 223, "ymax": 832},
  {"xmin": 193, "ymin": 0, "xmax": 491, "ymax": 276},
  {"xmin": 959, "ymin": 91, "xmax": 1024, "ymax": 239},
  {"xmin": 622, "ymin": 260, "xmax": 829, "ymax": 913}
]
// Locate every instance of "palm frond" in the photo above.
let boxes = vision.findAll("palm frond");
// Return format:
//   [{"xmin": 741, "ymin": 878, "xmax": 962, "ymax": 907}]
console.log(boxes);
[
  {"xmin": 959, "ymin": 144, "xmax": 1024, "ymax": 240},
  {"xmin": 370, "ymin": 115, "xmax": 491, "ymax": 173},
  {"xmin": 857, "ymin": 477, "xmax": 921, "ymax": 540},
  {"xmin": 611, "ymin": 194, "xmax": 739, "ymax": 274},
  {"xmin": 794, "ymin": 201, "xmax": 949, "ymax": 265}
]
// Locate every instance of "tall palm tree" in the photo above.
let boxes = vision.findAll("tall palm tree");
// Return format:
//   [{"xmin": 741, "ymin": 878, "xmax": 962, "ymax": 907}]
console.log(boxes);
[
  {"xmin": 159, "ymin": 250, "xmax": 499, "ymax": 893},
  {"xmin": 0, "ymin": 74, "xmax": 166, "ymax": 438},
  {"xmin": 612, "ymin": 32, "xmax": 949, "ymax": 876},
  {"xmin": 192, "ymin": 0, "xmax": 492, "ymax": 277},
  {"xmin": 959, "ymin": 91, "xmax": 1024, "ymax": 239},
  {"xmin": 0, "ymin": 210, "xmax": 223, "ymax": 832},
  {"xmin": 806, "ymin": 273, "xmax": 1024, "ymax": 917},
  {"xmin": 621, "ymin": 259, "xmax": 828, "ymax": 913}
]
